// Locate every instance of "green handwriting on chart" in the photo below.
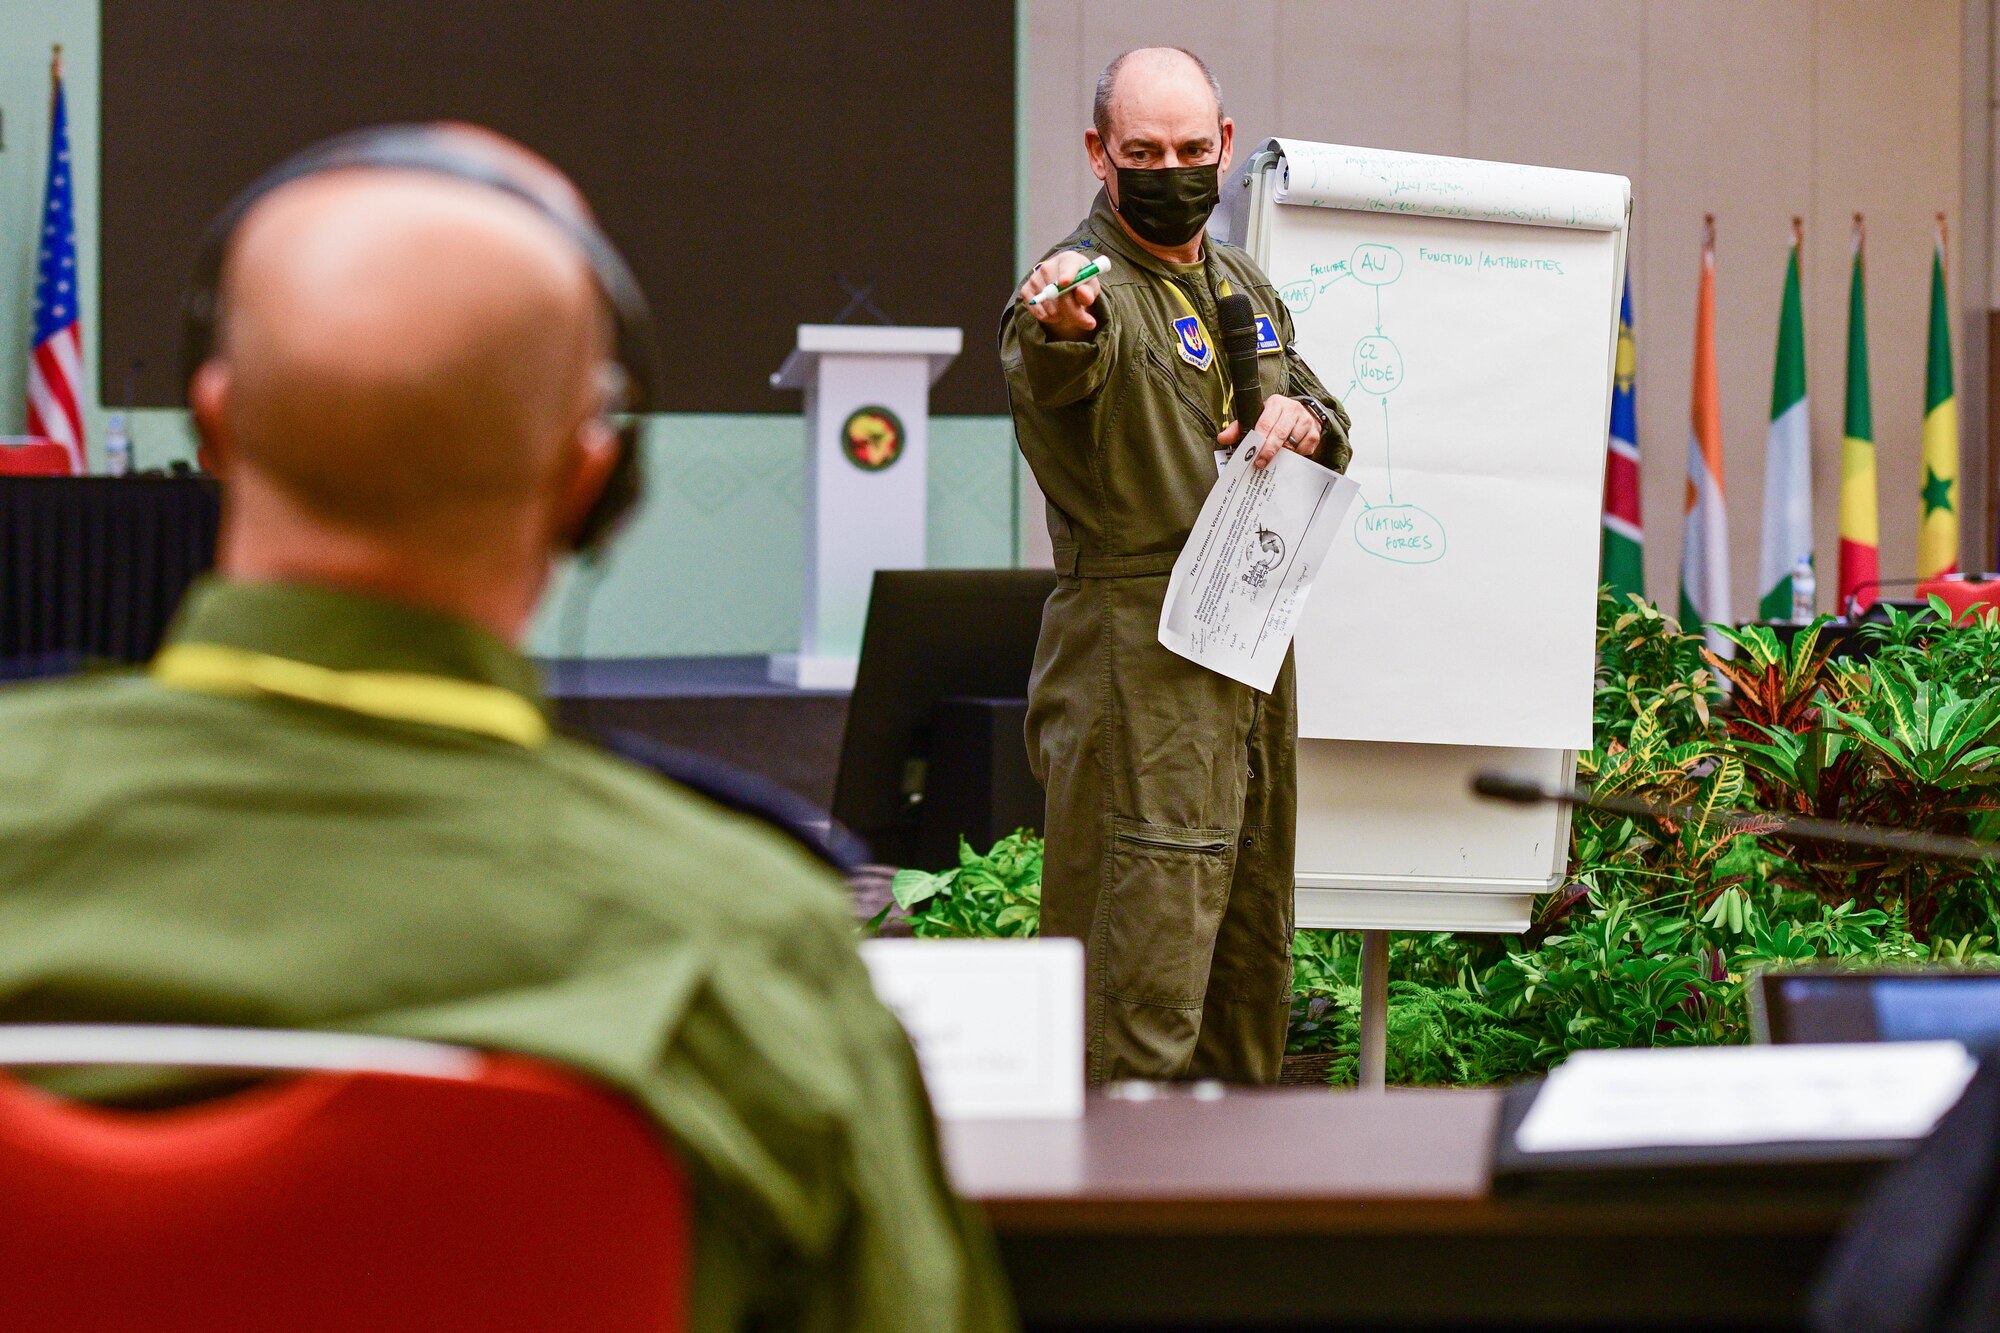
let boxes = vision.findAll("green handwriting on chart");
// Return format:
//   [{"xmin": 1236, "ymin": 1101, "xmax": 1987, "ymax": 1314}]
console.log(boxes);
[
  {"xmin": 1418, "ymin": 246, "xmax": 1566, "ymax": 276},
  {"xmin": 1354, "ymin": 504, "xmax": 1446, "ymax": 564},
  {"xmin": 1282, "ymin": 241, "xmax": 1454, "ymax": 566},
  {"xmin": 1353, "ymin": 335, "xmax": 1402, "ymax": 394}
]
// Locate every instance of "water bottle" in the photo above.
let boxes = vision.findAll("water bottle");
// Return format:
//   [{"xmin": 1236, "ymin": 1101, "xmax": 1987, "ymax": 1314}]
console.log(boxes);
[
  {"xmin": 1790, "ymin": 556, "xmax": 1816, "ymax": 623},
  {"xmin": 103, "ymin": 411, "xmax": 131, "ymax": 477}
]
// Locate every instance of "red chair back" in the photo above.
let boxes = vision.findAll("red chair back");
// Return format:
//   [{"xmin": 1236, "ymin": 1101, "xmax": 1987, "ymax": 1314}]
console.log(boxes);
[
  {"xmin": 1917, "ymin": 577, "xmax": 2000, "ymax": 624},
  {"xmin": 0, "ymin": 437, "xmax": 77, "ymax": 476},
  {"xmin": 0, "ymin": 1033, "xmax": 690, "ymax": 1332}
]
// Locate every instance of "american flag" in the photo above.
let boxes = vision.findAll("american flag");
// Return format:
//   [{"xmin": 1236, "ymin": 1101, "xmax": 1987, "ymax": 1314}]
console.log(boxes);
[{"xmin": 27, "ymin": 55, "xmax": 84, "ymax": 474}]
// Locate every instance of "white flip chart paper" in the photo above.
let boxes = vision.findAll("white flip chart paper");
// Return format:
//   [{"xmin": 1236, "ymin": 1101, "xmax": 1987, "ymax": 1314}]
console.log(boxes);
[
  {"xmin": 1266, "ymin": 199, "xmax": 1619, "ymax": 748},
  {"xmin": 1159, "ymin": 434, "xmax": 1360, "ymax": 693},
  {"xmin": 1514, "ymin": 1042, "xmax": 1978, "ymax": 1154},
  {"xmin": 1267, "ymin": 138, "xmax": 1630, "ymax": 230}
]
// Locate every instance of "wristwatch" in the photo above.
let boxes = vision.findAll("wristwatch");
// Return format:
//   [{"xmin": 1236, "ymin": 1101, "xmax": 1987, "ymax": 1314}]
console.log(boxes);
[{"xmin": 1299, "ymin": 397, "xmax": 1337, "ymax": 440}]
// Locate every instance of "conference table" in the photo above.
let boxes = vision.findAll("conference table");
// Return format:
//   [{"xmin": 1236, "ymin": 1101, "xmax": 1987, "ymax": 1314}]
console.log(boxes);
[{"xmin": 947, "ymin": 1087, "xmax": 1847, "ymax": 1331}]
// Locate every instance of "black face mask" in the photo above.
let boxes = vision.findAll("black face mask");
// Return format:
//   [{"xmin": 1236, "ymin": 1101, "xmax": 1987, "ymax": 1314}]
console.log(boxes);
[{"xmin": 1112, "ymin": 162, "xmax": 1220, "ymax": 248}]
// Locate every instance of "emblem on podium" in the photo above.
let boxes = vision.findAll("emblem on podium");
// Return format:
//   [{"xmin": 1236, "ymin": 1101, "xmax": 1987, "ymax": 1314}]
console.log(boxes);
[{"xmin": 841, "ymin": 405, "xmax": 906, "ymax": 472}]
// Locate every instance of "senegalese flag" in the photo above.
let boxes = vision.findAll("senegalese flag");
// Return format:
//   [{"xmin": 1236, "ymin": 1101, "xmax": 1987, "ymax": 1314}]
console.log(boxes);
[
  {"xmin": 1601, "ymin": 273, "xmax": 1643, "ymax": 599},
  {"xmin": 1839, "ymin": 214, "xmax": 1879, "ymax": 611},
  {"xmin": 1758, "ymin": 219, "xmax": 1813, "ymax": 619},
  {"xmin": 1680, "ymin": 216, "xmax": 1731, "ymax": 651},
  {"xmin": 1918, "ymin": 213, "xmax": 1959, "ymax": 579}
]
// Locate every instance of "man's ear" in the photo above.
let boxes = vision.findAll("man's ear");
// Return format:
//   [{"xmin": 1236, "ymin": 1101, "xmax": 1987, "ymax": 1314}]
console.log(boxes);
[
  {"xmin": 556, "ymin": 415, "xmax": 623, "ymax": 549},
  {"xmin": 188, "ymin": 360, "xmax": 233, "ymax": 477},
  {"xmin": 1219, "ymin": 117, "xmax": 1235, "ymax": 175},
  {"xmin": 1085, "ymin": 127, "xmax": 1110, "ymax": 189}
]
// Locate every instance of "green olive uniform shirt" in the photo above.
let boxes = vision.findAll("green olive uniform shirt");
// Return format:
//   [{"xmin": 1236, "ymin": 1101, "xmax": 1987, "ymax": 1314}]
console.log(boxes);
[{"xmin": 0, "ymin": 579, "xmax": 1014, "ymax": 1333}]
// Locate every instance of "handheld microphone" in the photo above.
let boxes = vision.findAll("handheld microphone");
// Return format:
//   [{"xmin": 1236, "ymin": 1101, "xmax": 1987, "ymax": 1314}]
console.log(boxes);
[
  {"xmin": 1215, "ymin": 293, "xmax": 1264, "ymax": 438},
  {"xmin": 1473, "ymin": 771, "xmax": 2000, "ymax": 863}
]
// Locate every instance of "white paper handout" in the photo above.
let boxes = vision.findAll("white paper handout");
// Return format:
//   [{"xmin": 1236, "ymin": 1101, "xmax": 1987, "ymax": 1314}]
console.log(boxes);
[
  {"xmin": 1159, "ymin": 433, "xmax": 1361, "ymax": 693},
  {"xmin": 1513, "ymin": 1042, "xmax": 1978, "ymax": 1155}
]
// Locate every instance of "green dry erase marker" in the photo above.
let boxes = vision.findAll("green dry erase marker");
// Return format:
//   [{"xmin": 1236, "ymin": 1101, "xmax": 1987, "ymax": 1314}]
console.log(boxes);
[{"xmin": 1025, "ymin": 255, "xmax": 1112, "ymax": 306}]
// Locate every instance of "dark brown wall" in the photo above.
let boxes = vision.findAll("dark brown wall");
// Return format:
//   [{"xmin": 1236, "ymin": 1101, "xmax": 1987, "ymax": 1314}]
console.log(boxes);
[{"xmin": 102, "ymin": 2, "xmax": 1015, "ymax": 414}]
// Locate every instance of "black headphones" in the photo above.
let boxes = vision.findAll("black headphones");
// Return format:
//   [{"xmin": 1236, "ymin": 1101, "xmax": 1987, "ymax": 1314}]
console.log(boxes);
[{"xmin": 180, "ymin": 124, "xmax": 657, "ymax": 554}]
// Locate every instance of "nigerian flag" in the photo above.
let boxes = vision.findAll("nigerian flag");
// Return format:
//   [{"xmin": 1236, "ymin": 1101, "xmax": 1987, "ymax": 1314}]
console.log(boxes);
[
  {"xmin": 1601, "ymin": 274, "xmax": 1643, "ymax": 599},
  {"xmin": 1919, "ymin": 214, "xmax": 1959, "ymax": 579},
  {"xmin": 1838, "ymin": 215, "xmax": 1879, "ymax": 612},
  {"xmin": 1758, "ymin": 221, "xmax": 1813, "ymax": 619}
]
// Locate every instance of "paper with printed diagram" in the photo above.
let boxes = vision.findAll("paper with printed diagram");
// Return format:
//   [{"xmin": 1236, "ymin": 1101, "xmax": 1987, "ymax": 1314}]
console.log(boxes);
[{"xmin": 1159, "ymin": 433, "xmax": 1360, "ymax": 693}]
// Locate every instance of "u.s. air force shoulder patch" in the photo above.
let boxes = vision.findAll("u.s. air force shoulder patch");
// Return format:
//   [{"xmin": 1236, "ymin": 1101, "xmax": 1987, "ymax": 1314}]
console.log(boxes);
[{"xmin": 1172, "ymin": 316, "xmax": 1214, "ymax": 371}]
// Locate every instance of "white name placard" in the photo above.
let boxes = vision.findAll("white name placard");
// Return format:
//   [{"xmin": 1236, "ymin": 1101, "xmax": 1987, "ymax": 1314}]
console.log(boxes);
[
  {"xmin": 1516, "ymin": 1041, "xmax": 1978, "ymax": 1154},
  {"xmin": 860, "ymin": 938, "xmax": 1084, "ymax": 1120}
]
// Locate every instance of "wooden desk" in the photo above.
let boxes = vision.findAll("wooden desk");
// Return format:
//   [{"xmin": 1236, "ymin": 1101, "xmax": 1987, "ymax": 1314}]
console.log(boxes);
[{"xmin": 946, "ymin": 1088, "xmax": 1847, "ymax": 1330}]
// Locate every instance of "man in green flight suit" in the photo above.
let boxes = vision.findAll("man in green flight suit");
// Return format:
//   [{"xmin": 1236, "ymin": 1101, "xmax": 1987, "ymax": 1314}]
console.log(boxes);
[
  {"xmin": 0, "ymin": 128, "xmax": 1012, "ymax": 1333},
  {"xmin": 1002, "ymin": 48, "xmax": 1353, "ymax": 1086}
]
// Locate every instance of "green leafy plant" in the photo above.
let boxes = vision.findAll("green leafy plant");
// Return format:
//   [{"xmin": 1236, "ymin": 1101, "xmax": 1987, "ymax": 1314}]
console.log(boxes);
[
  {"xmin": 1593, "ymin": 590, "xmax": 1717, "ymax": 750},
  {"xmin": 886, "ymin": 830, "xmax": 1043, "ymax": 938},
  {"xmin": 894, "ymin": 587, "xmax": 2000, "ymax": 1088}
]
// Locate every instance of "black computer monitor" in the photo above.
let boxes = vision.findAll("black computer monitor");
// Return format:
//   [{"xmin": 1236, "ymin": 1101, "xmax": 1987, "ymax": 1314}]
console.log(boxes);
[
  {"xmin": 831, "ymin": 569, "xmax": 1056, "ymax": 867},
  {"xmin": 1754, "ymin": 969, "xmax": 2000, "ymax": 1046}
]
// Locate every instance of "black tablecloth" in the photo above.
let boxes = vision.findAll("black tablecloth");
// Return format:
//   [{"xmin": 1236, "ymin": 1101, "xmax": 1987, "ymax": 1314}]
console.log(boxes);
[{"xmin": 1, "ymin": 477, "xmax": 220, "ymax": 665}]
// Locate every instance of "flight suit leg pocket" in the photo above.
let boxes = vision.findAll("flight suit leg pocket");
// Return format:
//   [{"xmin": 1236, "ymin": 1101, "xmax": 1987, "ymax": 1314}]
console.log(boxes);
[{"xmin": 1101, "ymin": 816, "xmax": 1236, "ymax": 1008}]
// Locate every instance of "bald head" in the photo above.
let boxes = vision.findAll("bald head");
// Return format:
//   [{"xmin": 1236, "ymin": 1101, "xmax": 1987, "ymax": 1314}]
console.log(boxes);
[
  {"xmin": 191, "ymin": 159, "xmax": 624, "ymax": 638},
  {"xmin": 206, "ymin": 168, "xmax": 605, "ymax": 527},
  {"xmin": 1092, "ymin": 47, "xmax": 1224, "ymax": 145}
]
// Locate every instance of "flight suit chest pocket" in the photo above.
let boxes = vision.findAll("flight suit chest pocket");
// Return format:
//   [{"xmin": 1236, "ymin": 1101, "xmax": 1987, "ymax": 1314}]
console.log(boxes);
[
  {"xmin": 1140, "ymin": 340, "xmax": 1221, "ymax": 435},
  {"xmin": 1103, "ymin": 815, "xmax": 1236, "ymax": 1008}
]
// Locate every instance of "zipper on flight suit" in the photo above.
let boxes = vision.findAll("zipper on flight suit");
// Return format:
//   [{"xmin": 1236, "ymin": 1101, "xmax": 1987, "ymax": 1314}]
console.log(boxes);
[
  {"xmin": 1111, "ymin": 817, "xmax": 1231, "ymax": 855},
  {"xmin": 1141, "ymin": 341, "xmax": 1221, "ymax": 437}
]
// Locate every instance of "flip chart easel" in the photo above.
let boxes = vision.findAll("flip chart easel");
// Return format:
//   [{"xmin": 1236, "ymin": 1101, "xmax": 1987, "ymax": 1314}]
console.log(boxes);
[{"xmin": 1224, "ymin": 141, "xmax": 1630, "ymax": 1088}]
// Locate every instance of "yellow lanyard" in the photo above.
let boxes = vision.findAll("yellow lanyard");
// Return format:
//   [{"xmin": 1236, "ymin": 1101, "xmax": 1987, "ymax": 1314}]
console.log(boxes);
[
  {"xmin": 152, "ymin": 643, "xmax": 550, "ymax": 749},
  {"xmin": 1160, "ymin": 274, "xmax": 1235, "ymax": 420}
]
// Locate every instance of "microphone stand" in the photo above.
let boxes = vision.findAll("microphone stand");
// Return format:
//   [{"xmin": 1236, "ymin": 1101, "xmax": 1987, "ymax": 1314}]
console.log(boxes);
[{"xmin": 1471, "ymin": 771, "xmax": 2000, "ymax": 864}]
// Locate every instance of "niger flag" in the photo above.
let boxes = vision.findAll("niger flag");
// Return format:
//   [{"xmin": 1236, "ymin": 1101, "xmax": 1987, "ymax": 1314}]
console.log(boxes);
[
  {"xmin": 1919, "ymin": 214, "xmax": 1959, "ymax": 579},
  {"xmin": 1679, "ymin": 216, "xmax": 1730, "ymax": 651},
  {"xmin": 1838, "ymin": 215, "xmax": 1879, "ymax": 611}
]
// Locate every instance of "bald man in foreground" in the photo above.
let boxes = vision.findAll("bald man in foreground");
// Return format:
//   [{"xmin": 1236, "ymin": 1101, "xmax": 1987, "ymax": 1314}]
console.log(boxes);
[{"xmin": 0, "ymin": 127, "xmax": 1012, "ymax": 1333}]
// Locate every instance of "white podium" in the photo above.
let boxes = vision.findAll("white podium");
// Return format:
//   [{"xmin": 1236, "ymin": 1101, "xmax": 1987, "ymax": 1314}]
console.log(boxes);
[{"xmin": 768, "ymin": 324, "xmax": 962, "ymax": 689}]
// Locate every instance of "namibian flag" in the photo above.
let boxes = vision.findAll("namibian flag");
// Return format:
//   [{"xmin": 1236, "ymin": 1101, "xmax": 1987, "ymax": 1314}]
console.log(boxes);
[
  {"xmin": 1600, "ymin": 274, "xmax": 1642, "ymax": 600},
  {"xmin": 1758, "ymin": 219, "xmax": 1812, "ymax": 619},
  {"xmin": 1679, "ymin": 216, "xmax": 1731, "ymax": 652},
  {"xmin": 1918, "ymin": 214, "xmax": 1959, "ymax": 580},
  {"xmin": 1838, "ymin": 215, "xmax": 1879, "ymax": 612}
]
